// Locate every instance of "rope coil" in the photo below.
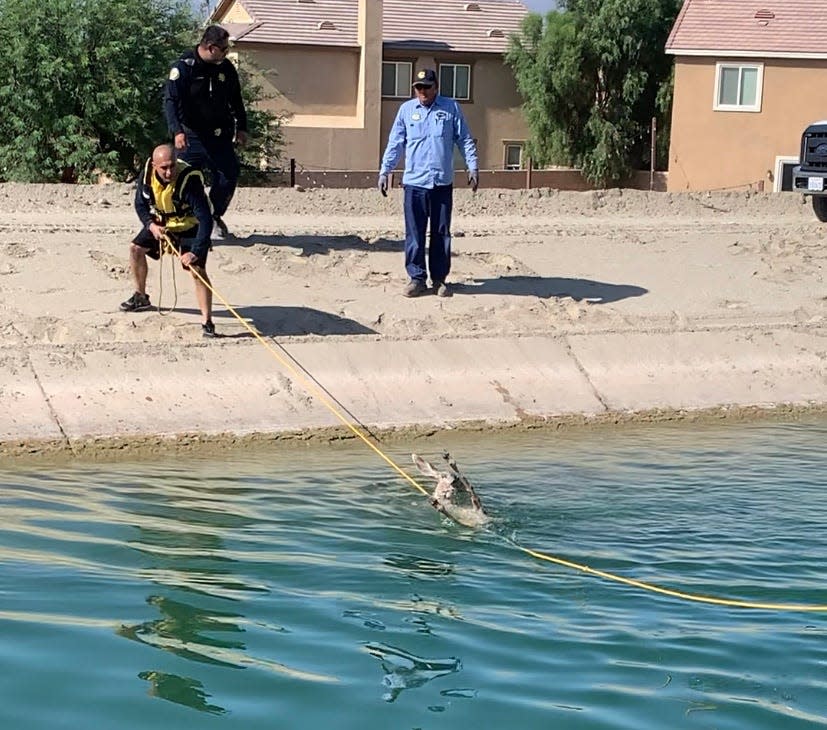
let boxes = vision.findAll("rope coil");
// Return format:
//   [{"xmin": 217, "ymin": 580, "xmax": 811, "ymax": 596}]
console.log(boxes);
[{"xmin": 156, "ymin": 233, "xmax": 179, "ymax": 314}]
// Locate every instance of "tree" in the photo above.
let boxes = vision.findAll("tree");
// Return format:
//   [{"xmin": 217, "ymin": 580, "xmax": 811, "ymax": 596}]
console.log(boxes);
[
  {"xmin": 506, "ymin": 0, "xmax": 681, "ymax": 186},
  {"xmin": 0, "ymin": 0, "xmax": 197, "ymax": 181},
  {"xmin": 0, "ymin": 0, "xmax": 287, "ymax": 182}
]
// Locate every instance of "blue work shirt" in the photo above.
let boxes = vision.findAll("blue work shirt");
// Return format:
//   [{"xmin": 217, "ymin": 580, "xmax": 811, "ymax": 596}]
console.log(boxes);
[{"xmin": 380, "ymin": 95, "xmax": 478, "ymax": 188}]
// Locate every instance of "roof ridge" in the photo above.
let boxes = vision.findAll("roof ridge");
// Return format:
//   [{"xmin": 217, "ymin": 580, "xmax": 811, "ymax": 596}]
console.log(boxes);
[
  {"xmin": 665, "ymin": 0, "xmax": 827, "ymax": 57},
  {"xmin": 215, "ymin": 0, "xmax": 529, "ymax": 52},
  {"xmin": 665, "ymin": 0, "xmax": 691, "ymax": 51}
]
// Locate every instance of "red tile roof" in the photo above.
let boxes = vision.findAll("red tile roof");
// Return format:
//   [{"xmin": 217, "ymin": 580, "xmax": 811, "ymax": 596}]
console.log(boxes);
[
  {"xmin": 217, "ymin": 0, "xmax": 528, "ymax": 54},
  {"xmin": 666, "ymin": 0, "xmax": 827, "ymax": 58},
  {"xmin": 224, "ymin": 0, "xmax": 360, "ymax": 48},
  {"xmin": 383, "ymin": 0, "xmax": 528, "ymax": 53}
]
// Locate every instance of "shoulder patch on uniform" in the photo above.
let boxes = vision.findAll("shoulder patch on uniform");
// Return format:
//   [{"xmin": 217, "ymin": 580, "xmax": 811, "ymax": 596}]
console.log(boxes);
[{"xmin": 169, "ymin": 67, "xmax": 180, "ymax": 81}]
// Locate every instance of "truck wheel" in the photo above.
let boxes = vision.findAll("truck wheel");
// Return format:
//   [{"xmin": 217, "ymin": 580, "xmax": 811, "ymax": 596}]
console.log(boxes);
[{"xmin": 813, "ymin": 196, "xmax": 827, "ymax": 222}]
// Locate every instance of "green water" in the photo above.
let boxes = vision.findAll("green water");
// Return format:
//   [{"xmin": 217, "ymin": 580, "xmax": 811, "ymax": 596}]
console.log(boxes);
[{"xmin": 1, "ymin": 419, "xmax": 826, "ymax": 728}]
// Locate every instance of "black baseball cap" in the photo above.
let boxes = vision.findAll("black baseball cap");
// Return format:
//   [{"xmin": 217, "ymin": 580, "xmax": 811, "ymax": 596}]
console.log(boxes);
[{"xmin": 412, "ymin": 69, "xmax": 437, "ymax": 87}]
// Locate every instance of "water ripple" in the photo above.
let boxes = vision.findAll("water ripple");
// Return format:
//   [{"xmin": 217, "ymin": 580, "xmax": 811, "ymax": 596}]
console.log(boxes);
[{"xmin": 1, "ymin": 420, "xmax": 827, "ymax": 728}]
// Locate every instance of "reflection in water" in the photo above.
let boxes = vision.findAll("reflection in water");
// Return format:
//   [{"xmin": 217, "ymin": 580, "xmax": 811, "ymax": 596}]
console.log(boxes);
[
  {"xmin": 118, "ymin": 481, "xmax": 259, "ymax": 713},
  {"xmin": 383, "ymin": 553, "xmax": 455, "ymax": 579},
  {"xmin": 343, "ymin": 609, "xmax": 387, "ymax": 631},
  {"xmin": 4, "ymin": 421, "xmax": 827, "ymax": 728},
  {"xmin": 127, "ymin": 480, "xmax": 268, "ymax": 601},
  {"xmin": 113, "ymin": 478, "xmax": 339, "ymax": 708},
  {"xmin": 383, "ymin": 553, "xmax": 459, "ymax": 636},
  {"xmin": 117, "ymin": 595, "xmax": 246, "ymax": 669},
  {"xmin": 365, "ymin": 642, "xmax": 462, "ymax": 703},
  {"xmin": 138, "ymin": 670, "xmax": 226, "ymax": 715},
  {"xmin": 132, "ymin": 524, "xmax": 269, "ymax": 600}
]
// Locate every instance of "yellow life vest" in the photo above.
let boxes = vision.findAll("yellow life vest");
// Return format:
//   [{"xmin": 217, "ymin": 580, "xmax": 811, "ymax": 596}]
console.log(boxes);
[{"xmin": 144, "ymin": 159, "xmax": 206, "ymax": 233}]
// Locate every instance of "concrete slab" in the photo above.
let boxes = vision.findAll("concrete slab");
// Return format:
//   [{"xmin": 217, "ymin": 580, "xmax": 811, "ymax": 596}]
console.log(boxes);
[
  {"xmin": 0, "ymin": 354, "xmax": 64, "ymax": 441},
  {"xmin": 570, "ymin": 328, "xmax": 827, "ymax": 412},
  {"xmin": 24, "ymin": 336, "xmax": 603, "ymax": 440}
]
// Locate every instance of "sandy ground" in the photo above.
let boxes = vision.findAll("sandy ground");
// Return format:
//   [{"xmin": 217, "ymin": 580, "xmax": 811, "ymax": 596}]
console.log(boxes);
[{"xmin": 0, "ymin": 183, "xmax": 825, "ymax": 461}]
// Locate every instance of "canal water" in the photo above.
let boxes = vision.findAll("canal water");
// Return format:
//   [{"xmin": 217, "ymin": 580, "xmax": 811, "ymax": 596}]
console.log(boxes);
[{"xmin": 1, "ymin": 418, "xmax": 826, "ymax": 729}]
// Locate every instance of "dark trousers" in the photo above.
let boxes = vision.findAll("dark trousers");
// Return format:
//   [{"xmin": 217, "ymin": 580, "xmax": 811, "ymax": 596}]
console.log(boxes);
[
  {"xmin": 403, "ymin": 184, "xmax": 453, "ymax": 283},
  {"xmin": 179, "ymin": 132, "xmax": 240, "ymax": 218}
]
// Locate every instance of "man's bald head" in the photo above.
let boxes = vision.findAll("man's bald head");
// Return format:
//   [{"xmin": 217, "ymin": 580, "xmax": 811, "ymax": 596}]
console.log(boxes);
[
  {"xmin": 151, "ymin": 144, "xmax": 177, "ymax": 184},
  {"xmin": 152, "ymin": 144, "xmax": 175, "ymax": 165}
]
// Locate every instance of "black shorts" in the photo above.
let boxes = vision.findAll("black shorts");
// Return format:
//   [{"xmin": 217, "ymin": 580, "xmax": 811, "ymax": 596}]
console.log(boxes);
[{"xmin": 132, "ymin": 226, "xmax": 206, "ymax": 263}]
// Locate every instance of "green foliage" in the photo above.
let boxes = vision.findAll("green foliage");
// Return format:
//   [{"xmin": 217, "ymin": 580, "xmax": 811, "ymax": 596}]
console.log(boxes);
[
  {"xmin": 0, "ymin": 0, "xmax": 287, "ymax": 183},
  {"xmin": 506, "ymin": 0, "xmax": 681, "ymax": 186},
  {"xmin": 0, "ymin": 0, "xmax": 198, "ymax": 181}
]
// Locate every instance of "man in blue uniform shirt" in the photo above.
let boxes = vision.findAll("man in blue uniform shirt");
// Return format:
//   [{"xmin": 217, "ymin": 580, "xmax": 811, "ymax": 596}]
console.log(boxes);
[
  {"xmin": 164, "ymin": 25, "xmax": 247, "ymax": 241},
  {"xmin": 378, "ymin": 68, "xmax": 479, "ymax": 297}
]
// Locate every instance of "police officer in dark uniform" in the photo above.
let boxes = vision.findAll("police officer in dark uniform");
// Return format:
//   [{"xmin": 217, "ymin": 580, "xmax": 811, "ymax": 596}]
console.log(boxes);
[{"xmin": 164, "ymin": 25, "xmax": 247, "ymax": 240}]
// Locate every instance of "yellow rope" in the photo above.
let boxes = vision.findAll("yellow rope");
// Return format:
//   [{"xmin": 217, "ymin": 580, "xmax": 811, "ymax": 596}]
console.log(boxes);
[
  {"xmin": 157, "ymin": 235, "xmax": 827, "ymax": 613},
  {"xmin": 156, "ymin": 236, "xmax": 178, "ymax": 315},
  {"xmin": 158, "ymin": 235, "xmax": 427, "ymax": 497},
  {"xmin": 512, "ymin": 542, "xmax": 827, "ymax": 612}
]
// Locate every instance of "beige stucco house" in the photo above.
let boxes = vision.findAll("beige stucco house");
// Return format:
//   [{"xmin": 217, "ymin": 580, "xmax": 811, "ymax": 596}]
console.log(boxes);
[
  {"xmin": 665, "ymin": 0, "xmax": 827, "ymax": 192},
  {"xmin": 210, "ymin": 0, "xmax": 530, "ymax": 173}
]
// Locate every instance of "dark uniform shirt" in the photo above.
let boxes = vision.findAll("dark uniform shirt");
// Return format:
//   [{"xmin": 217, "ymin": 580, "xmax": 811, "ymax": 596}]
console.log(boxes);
[{"xmin": 163, "ymin": 48, "xmax": 247, "ymax": 140}]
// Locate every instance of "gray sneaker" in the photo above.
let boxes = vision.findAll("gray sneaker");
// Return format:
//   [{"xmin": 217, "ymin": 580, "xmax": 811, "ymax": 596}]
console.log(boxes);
[
  {"xmin": 403, "ymin": 279, "xmax": 427, "ymax": 297},
  {"xmin": 120, "ymin": 292, "xmax": 152, "ymax": 312},
  {"xmin": 433, "ymin": 280, "xmax": 451, "ymax": 297}
]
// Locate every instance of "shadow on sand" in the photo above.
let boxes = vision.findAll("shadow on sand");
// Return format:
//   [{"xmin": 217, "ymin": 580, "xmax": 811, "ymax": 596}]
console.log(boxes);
[
  {"xmin": 162, "ymin": 305, "xmax": 377, "ymax": 338},
  {"xmin": 452, "ymin": 276, "xmax": 647, "ymax": 303},
  {"xmin": 222, "ymin": 233, "xmax": 402, "ymax": 254},
  {"xmin": 218, "ymin": 238, "xmax": 646, "ymax": 305}
]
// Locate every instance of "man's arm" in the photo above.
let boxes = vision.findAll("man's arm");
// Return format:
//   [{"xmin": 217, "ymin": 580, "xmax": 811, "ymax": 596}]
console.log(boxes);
[
  {"xmin": 453, "ymin": 102, "xmax": 478, "ymax": 173},
  {"xmin": 134, "ymin": 177, "xmax": 153, "ymax": 227},
  {"xmin": 163, "ymin": 61, "xmax": 188, "ymax": 139},
  {"xmin": 379, "ymin": 106, "xmax": 408, "ymax": 175}
]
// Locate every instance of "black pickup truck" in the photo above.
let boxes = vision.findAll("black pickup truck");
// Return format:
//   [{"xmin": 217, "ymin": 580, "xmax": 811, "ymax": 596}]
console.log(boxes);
[{"xmin": 793, "ymin": 121, "xmax": 827, "ymax": 221}]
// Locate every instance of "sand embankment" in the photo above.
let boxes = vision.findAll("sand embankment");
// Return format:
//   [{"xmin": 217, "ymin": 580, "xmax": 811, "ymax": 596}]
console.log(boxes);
[{"xmin": 1, "ymin": 184, "xmax": 825, "ymax": 461}]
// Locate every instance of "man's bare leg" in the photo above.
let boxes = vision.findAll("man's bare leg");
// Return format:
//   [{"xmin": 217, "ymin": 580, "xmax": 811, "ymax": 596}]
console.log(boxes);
[
  {"xmin": 129, "ymin": 243, "xmax": 148, "ymax": 294},
  {"xmin": 190, "ymin": 267, "xmax": 213, "ymax": 325}
]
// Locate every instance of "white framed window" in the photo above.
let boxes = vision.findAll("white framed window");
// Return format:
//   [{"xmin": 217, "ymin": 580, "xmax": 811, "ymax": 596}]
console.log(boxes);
[
  {"xmin": 713, "ymin": 62, "xmax": 763, "ymax": 112},
  {"xmin": 382, "ymin": 61, "xmax": 412, "ymax": 98},
  {"xmin": 504, "ymin": 142, "xmax": 524, "ymax": 170},
  {"xmin": 439, "ymin": 64, "xmax": 471, "ymax": 100}
]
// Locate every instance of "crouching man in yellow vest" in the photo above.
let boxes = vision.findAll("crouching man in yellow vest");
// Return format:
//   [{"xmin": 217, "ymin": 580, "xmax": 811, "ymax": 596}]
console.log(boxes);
[{"xmin": 120, "ymin": 143, "xmax": 218, "ymax": 338}]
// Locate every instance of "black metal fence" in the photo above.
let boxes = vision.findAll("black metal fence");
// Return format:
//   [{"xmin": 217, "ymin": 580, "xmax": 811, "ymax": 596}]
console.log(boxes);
[{"xmin": 240, "ymin": 158, "xmax": 669, "ymax": 192}]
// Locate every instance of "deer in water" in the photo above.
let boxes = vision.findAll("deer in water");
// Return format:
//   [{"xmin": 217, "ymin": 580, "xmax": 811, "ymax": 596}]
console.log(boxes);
[{"xmin": 412, "ymin": 452, "xmax": 490, "ymax": 528}]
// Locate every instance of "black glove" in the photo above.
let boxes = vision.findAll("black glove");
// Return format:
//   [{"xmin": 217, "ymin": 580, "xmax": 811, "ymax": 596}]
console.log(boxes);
[
  {"xmin": 378, "ymin": 174, "xmax": 389, "ymax": 197},
  {"xmin": 468, "ymin": 170, "xmax": 479, "ymax": 192}
]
